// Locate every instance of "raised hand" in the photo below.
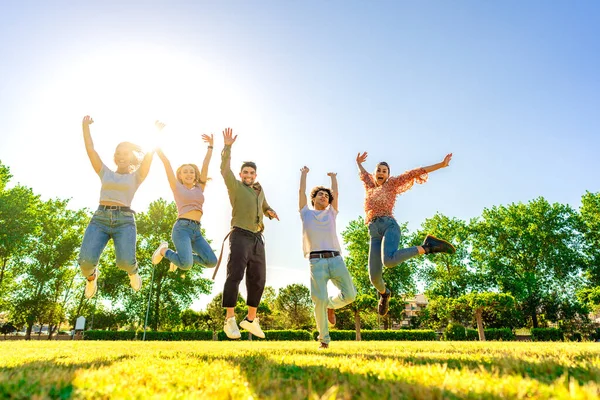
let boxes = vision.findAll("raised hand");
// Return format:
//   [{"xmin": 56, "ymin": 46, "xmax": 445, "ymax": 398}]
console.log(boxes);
[
  {"xmin": 82, "ymin": 115, "xmax": 94, "ymax": 126},
  {"xmin": 327, "ymin": 172, "xmax": 337, "ymax": 177},
  {"xmin": 300, "ymin": 166, "xmax": 310, "ymax": 174},
  {"xmin": 356, "ymin": 152, "xmax": 368, "ymax": 164},
  {"xmin": 223, "ymin": 128, "xmax": 237, "ymax": 146},
  {"xmin": 267, "ymin": 209, "xmax": 280, "ymax": 221},
  {"xmin": 155, "ymin": 120, "xmax": 166, "ymax": 131},
  {"xmin": 441, "ymin": 153, "xmax": 453, "ymax": 167},
  {"xmin": 202, "ymin": 133, "xmax": 214, "ymax": 147}
]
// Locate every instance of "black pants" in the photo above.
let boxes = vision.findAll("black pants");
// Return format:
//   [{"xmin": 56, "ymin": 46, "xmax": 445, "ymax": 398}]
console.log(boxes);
[{"xmin": 222, "ymin": 228, "xmax": 266, "ymax": 308}]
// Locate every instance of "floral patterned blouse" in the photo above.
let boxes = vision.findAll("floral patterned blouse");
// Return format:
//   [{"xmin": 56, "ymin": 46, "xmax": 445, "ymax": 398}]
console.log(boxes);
[{"xmin": 359, "ymin": 168, "xmax": 428, "ymax": 224}]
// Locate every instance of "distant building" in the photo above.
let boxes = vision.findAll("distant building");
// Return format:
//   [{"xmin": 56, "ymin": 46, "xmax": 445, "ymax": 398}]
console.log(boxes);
[{"xmin": 400, "ymin": 293, "xmax": 428, "ymax": 327}]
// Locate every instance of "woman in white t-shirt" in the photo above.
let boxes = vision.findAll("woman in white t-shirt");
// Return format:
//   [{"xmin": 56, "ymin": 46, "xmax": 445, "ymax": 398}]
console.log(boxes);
[{"xmin": 78, "ymin": 116, "xmax": 160, "ymax": 299}]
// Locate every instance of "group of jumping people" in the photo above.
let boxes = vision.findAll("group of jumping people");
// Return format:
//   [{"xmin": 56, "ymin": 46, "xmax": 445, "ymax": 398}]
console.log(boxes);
[{"xmin": 78, "ymin": 116, "xmax": 456, "ymax": 348}]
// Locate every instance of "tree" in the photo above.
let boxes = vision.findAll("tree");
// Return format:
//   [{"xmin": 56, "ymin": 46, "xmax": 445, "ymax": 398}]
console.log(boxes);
[
  {"xmin": 275, "ymin": 284, "xmax": 313, "ymax": 329},
  {"xmin": 450, "ymin": 292, "xmax": 515, "ymax": 341},
  {"xmin": 471, "ymin": 197, "xmax": 585, "ymax": 328}
]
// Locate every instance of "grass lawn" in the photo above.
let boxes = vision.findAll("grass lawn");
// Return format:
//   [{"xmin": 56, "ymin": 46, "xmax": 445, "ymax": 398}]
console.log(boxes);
[{"xmin": 1, "ymin": 341, "xmax": 600, "ymax": 399}]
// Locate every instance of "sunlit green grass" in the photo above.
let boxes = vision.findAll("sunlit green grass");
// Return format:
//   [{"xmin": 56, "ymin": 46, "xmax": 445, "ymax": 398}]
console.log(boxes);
[{"xmin": 1, "ymin": 341, "xmax": 600, "ymax": 399}]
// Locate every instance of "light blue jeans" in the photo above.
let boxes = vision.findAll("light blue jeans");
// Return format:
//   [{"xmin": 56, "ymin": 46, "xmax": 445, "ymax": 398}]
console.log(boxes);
[
  {"xmin": 164, "ymin": 219, "xmax": 217, "ymax": 270},
  {"xmin": 310, "ymin": 256, "xmax": 357, "ymax": 344},
  {"xmin": 78, "ymin": 209, "xmax": 138, "ymax": 277},
  {"xmin": 368, "ymin": 216, "xmax": 419, "ymax": 293}
]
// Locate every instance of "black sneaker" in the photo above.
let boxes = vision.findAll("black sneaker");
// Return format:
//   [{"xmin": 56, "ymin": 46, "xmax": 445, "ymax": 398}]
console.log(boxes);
[
  {"xmin": 422, "ymin": 235, "xmax": 456, "ymax": 255},
  {"xmin": 378, "ymin": 288, "xmax": 391, "ymax": 316}
]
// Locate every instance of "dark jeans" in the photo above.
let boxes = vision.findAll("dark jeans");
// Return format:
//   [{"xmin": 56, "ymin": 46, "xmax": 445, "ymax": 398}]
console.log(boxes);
[{"xmin": 222, "ymin": 228, "xmax": 266, "ymax": 308}]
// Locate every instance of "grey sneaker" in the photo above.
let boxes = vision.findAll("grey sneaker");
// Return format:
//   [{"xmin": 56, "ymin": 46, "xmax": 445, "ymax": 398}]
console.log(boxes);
[
  {"xmin": 84, "ymin": 269, "xmax": 99, "ymax": 299},
  {"xmin": 224, "ymin": 317, "xmax": 241, "ymax": 339},
  {"xmin": 422, "ymin": 235, "xmax": 456, "ymax": 255},
  {"xmin": 239, "ymin": 317, "xmax": 265, "ymax": 338},
  {"xmin": 378, "ymin": 288, "xmax": 391, "ymax": 316}
]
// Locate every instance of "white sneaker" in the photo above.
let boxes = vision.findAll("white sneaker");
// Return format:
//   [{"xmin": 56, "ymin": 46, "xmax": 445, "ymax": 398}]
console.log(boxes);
[
  {"xmin": 169, "ymin": 263, "xmax": 177, "ymax": 272},
  {"xmin": 128, "ymin": 272, "xmax": 142, "ymax": 291},
  {"xmin": 84, "ymin": 269, "xmax": 99, "ymax": 299},
  {"xmin": 224, "ymin": 317, "xmax": 241, "ymax": 339},
  {"xmin": 152, "ymin": 241, "xmax": 168, "ymax": 264},
  {"xmin": 239, "ymin": 317, "xmax": 265, "ymax": 338}
]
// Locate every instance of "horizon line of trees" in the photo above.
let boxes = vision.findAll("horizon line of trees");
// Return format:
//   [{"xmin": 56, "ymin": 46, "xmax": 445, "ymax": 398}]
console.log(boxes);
[{"xmin": 2, "ymin": 159, "xmax": 600, "ymax": 340}]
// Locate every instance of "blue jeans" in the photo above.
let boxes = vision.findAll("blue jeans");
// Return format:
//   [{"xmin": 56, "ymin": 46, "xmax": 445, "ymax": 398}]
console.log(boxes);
[
  {"xmin": 164, "ymin": 219, "xmax": 217, "ymax": 270},
  {"xmin": 310, "ymin": 256, "xmax": 356, "ymax": 344},
  {"xmin": 78, "ymin": 209, "xmax": 138, "ymax": 277},
  {"xmin": 368, "ymin": 216, "xmax": 419, "ymax": 293}
]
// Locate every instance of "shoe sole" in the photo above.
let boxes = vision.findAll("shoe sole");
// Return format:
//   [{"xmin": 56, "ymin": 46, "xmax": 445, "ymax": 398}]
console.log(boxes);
[
  {"xmin": 426, "ymin": 234, "xmax": 456, "ymax": 254},
  {"xmin": 152, "ymin": 243, "xmax": 168, "ymax": 264}
]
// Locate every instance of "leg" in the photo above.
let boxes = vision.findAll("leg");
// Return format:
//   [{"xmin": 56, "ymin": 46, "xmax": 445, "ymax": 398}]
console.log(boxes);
[
  {"xmin": 382, "ymin": 220, "xmax": 420, "ymax": 268},
  {"xmin": 165, "ymin": 221, "xmax": 194, "ymax": 270},
  {"xmin": 113, "ymin": 215, "xmax": 138, "ymax": 274},
  {"xmin": 245, "ymin": 235, "xmax": 266, "ymax": 308},
  {"xmin": 191, "ymin": 227, "xmax": 218, "ymax": 268},
  {"xmin": 368, "ymin": 223, "xmax": 386, "ymax": 294},
  {"xmin": 222, "ymin": 230, "xmax": 250, "ymax": 309},
  {"xmin": 310, "ymin": 258, "xmax": 331, "ymax": 344},
  {"xmin": 78, "ymin": 215, "xmax": 111, "ymax": 277},
  {"xmin": 328, "ymin": 257, "xmax": 357, "ymax": 309}
]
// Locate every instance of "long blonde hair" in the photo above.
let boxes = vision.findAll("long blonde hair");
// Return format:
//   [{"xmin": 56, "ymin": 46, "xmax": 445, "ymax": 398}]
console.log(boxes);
[
  {"xmin": 115, "ymin": 141, "xmax": 144, "ymax": 172},
  {"xmin": 176, "ymin": 163, "xmax": 204, "ymax": 186}
]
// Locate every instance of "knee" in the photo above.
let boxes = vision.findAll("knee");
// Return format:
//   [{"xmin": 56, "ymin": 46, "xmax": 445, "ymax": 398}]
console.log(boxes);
[
  {"xmin": 344, "ymin": 287, "xmax": 357, "ymax": 304},
  {"xmin": 179, "ymin": 261, "xmax": 193, "ymax": 271},
  {"xmin": 205, "ymin": 253, "xmax": 218, "ymax": 269},
  {"xmin": 382, "ymin": 257, "xmax": 397, "ymax": 268},
  {"xmin": 311, "ymin": 293, "xmax": 328, "ymax": 305}
]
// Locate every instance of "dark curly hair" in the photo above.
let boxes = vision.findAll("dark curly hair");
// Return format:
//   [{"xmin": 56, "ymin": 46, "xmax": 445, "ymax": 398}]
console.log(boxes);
[
  {"xmin": 240, "ymin": 161, "xmax": 257, "ymax": 172},
  {"xmin": 310, "ymin": 186, "xmax": 334, "ymax": 207}
]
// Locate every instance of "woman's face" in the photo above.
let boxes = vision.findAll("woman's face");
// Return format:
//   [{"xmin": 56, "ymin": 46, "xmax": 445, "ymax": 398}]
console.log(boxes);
[
  {"xmin": 114, "ymin": 145, "xmax": 134, "ymax": 170},
  {"xmin": 179, "ymin": 165, "xmax": 196, "ymax": 185},
  {"xmin": 374, "ymin": 164, "xmax": 390, "ymax": 186}
]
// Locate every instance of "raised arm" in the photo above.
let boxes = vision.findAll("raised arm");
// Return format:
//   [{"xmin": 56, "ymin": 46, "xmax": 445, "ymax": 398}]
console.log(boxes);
[
  {"xmin": 198, "ymin": 133, "xmax": 214, "ymax": 191},
  {"xmin": 356, "ymin": 152, "xmax": 368, "ymax": 175},
  {"xmin": 82, "ymin": 116, "xmax": 103, "ymax": 174},
  {"xmin": 136, "ymin": 121, "xmax": 164, "ymax": 182},
  {"xmin": 156, "ymin": 148, "xmax": 177, "ymax": 191},
  {"xmin": 220, "ymin": 127, "xmax": 238, "ymax": 188},
  {"xmin": 328, "ymin": 172, "xmax": 339, "ymax": 211},
  {"xmin": 299, "ymin": 166, "xmax": 309, "ymax": 210},
  {"xmin": 422, "ymin": 153, "xmax": 453, "ymax": 174}
]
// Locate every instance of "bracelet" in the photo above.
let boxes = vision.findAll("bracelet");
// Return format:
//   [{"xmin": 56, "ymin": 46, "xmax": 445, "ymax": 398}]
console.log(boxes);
[{"xmin": 208, "ymin": 146, "xmax": 214, "ymax": 149}]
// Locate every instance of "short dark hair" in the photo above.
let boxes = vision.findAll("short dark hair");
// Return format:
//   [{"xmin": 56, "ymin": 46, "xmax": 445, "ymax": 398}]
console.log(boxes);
[
  {"xmin": 310, "ymin": 186, "xmax": 334, "ymax": 207},
  {"xmin": 376, "ymin": 161, "xmax": 390, "ymax": 174},
  {"xmin": 240, "ymin": 161, "xmax": 257, "ymax": 172}
]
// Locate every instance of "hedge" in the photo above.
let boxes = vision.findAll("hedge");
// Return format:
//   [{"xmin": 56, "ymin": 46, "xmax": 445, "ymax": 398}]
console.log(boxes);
[
  {"xmin": 143, "ymin": 330, "xmax": 214, "ymax": 341},
  {"xmin": 84, "ymin": 330, "xmax": 137, "ymax": 340},
  {"xmin": 217, "ymin": 330, "xmax": 312, "ymax": 341},
  {"xmin": 312, "ymin": 330, "xmax": 437, "ymax": 341},
  {"xmin": 483, "ymin": 328, "xmax": 515, "ymax": 341},
  {"xmin": 531, "ymin": 328, "xmax": 563, "ymax": 342},
  {"xmin": 444, "ymin": 324, "xmax": 515, "ymax": 341}
]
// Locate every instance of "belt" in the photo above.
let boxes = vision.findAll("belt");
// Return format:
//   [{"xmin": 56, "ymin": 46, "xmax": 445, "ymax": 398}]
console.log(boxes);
[
  {"xmin": 309, "ymin": 251, "xmax": 340, "ymax": 259},
  {"xmin": 177, "ymin": 218, "xmax": 200, "ymax": 224},
  {"xmin": 98, "ymin": 205, "xmax": 134, "ymax": 213}
]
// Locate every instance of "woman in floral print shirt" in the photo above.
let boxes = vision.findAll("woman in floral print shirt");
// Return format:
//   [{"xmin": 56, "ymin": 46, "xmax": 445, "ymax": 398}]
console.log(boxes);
[{"xmin": 356, "ymin": 151, "xmax": 456, "ymax": 316}]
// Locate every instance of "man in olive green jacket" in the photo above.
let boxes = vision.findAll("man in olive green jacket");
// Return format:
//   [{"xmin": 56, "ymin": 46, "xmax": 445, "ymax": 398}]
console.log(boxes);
[{"xmin": 220, "ymin": 128, "xmax": 278, "ymax": 339}]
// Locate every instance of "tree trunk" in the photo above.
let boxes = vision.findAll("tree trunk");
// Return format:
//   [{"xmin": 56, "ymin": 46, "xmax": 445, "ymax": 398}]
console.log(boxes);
[
  {"xmin": 475, "ymin": 308, "xmax": 486, "ymax": 341},
  {"xmin": 0, "ymin": 258, "xmax": 7, "ymax": 290},
  {"xmin": 25, "ymin": 323, "xmax": 33, "ymax": 340},
  {"xmin": 354, "ymin": 310, "xmax": 361, "ymax": 341},
  {"xmin": 531, "ymin": 310, "xmax": 539, "ymax": 328},
  {"xmin": 48, "ymin": 324, "xmax": 55, "ymax": 340},
  {"xmin": 212, "ymin": 331, "xmax": 218, "ymax": 341}
]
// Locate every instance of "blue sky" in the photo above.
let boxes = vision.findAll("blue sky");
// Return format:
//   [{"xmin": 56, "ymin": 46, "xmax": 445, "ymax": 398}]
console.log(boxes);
[{"xmin": 1, "ymin": 1, "xmax": 599, "ymax": 309}]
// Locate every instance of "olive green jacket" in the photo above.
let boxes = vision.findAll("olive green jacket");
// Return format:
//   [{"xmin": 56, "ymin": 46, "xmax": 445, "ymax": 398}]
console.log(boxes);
[{"xmin": 221, "ymin": 145, "xmax": 274, "ymax": 233}]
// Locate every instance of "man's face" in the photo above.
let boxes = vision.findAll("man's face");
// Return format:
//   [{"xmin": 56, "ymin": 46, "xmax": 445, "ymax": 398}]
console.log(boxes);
[
  {"xmin": 313, "ymin": 190, "xmax": 330, "ymax": 210},
  {"xmin": 239, "ymin": 166, "xmax": 257, "ymax": 186}
]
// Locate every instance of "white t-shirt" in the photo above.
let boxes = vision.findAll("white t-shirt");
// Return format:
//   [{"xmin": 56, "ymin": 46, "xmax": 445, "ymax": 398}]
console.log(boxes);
[
  {"xmin": 299, "ymin": 205, "xmax": 342, "ymax": 258},
  {"xmin": 98, "ymin": 163, "xmax": 142, "ymax": 207}
]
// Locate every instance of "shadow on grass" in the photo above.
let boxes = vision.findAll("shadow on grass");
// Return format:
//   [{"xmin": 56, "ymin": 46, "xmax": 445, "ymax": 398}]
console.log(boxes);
[
  {"xmin": 188, "ymin": 352, "xmax": 506, "ymax": 400},
  {"xmin": 0, "ymin": 355, "xmax": 133, "ymax": 399},
  {"xmin": 303, "ymin": 348, "xmax": 600, "ymax": 386}
]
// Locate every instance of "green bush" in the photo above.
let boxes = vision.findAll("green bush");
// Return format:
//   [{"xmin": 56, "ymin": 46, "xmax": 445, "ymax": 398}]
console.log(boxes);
[
  {"xmin": 143, "ymin": 331, "xmax": 214, "ymax": 341},
  {"xmin": 312, "ymin": 330, "xmax": 437, "ymax": 341},
  {"xmin": 466, "ymin": 329, "xmax": 479, "ymax": 341},
  {"xmin": 531, "ymin": 328, "xmax": 563, "ymax": 342},
  {"xmin": 483, "ymin": 328, "xmax": 515, "ymax": 341},
  {"xmin": 444, "ymin": 323, "xmax": 468, "ymax": 341},
  {"xmin": 217, "ymin": 330, "xmax": 311, "ymax": 341},
  {"xmin": 84, "ymin": 330, "xmax": 137, "ymax": 340}
]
